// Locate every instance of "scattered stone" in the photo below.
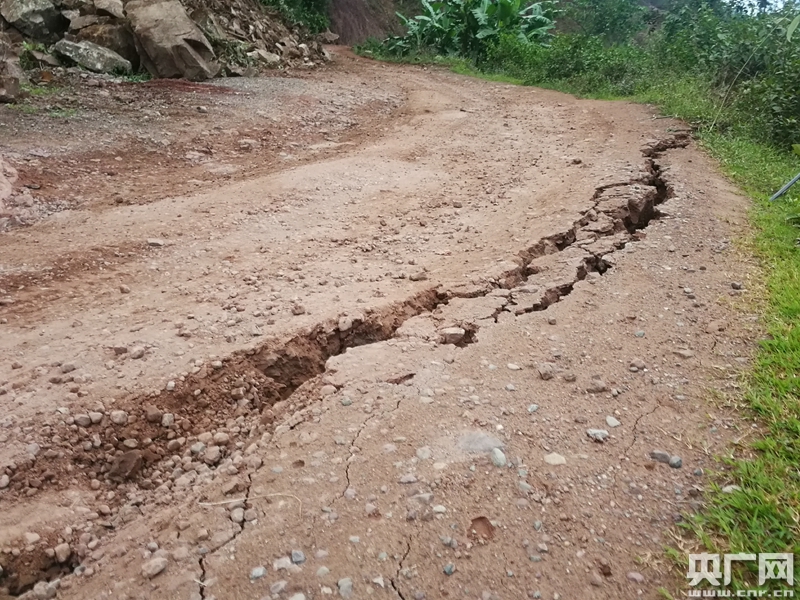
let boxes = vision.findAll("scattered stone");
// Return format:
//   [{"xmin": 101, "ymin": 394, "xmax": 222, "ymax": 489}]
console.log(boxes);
[
  {"xmin": 669, "ymin": 456, "xmax": 683, "ymax": 469},
  {"xmin": 53, "ymin": 39, "xmax": 131, "ymax": 73},
  {"xmin": 443, "ymin": 563, "xmax": 455, "ymax": 576},
  {"xmin": 590, "ymin": 572, "xmax": 603, "ymax": 587},
  {"xmin": 527, "ymin": 404, "xmax": 539, "ymax": 413},
  {"xmin": 650, "ymin": 450, "xmax": 671, "ymax": 464},
  {"xmin": 54, "ymin": 543, "xmax": 71, "ymax": 563},
  {"xmin": 291, "ymin": 550, "xmax": 306, "ymax": 564},
  {"xmin": 673, "ymin": 349, "xmax": 694, "ymax": 359},
  {"xmin": 61, "ymin": 362, "xmax": 76, "ymax": 373},
  {"xmin": 416, "ymin": 447, "xmax": 432, "ymax": 460},
  {"xmin": 338, "ymin": 577, "xmax": 354, "ymax": 598},
  {"xmin": 399, "ymin": 474, "xmax": 418, "ymax": 484},
  {"xmin": 490, "ymin": 448, "xmax": 507, "ymax": 467},
  {"xmin": 605, "ymin": 416, "xmax": 621, "ymax": 428},
  {"xmin": 27, "ymin": 442, "xmax": 41, "ymax": 456},
  {"xmin": 24, "ymin": 532, "xmax": 41, "ymax": 544},
  {"xmin": 130, "ymin": 346, "xmax": 145, "ymax": 359},
  {"xmin": 722, "ymin": 485, "xmax": 742, "ymax": 494},
  {"xmin": 230, "ymin": 507, "xmax": 244, "ymax": 523},
  {"xmin": 273, "ymin": 556, "xmax": 292, "ymax": 571},
  {"xmin": 626, "ymin": 571, "xmax": 645, "ymax": 584},
  {"xmin": 586, "ymin": 429, "xmax": 609, "ymax": 442},
  {"xmin": 543, "ymin": 453, "xmax": 566, "ymax": 466},
  {"xmin": 145, "ymin": 406, "xmax": 163, "ymax": 423},
  {"xmin": 110, "ymin": 410, "xmax": 128, "ymax": 425},
  {"xmin": 0, "ymin": 474, "xmax": 9, "ymax": 488},
  {"xmin": 586, "ymin": 378, "xmax": 607, "ymax": 393},
  {"xmin": 731, "ymin": 281, "xmax": 743, "ymax": 290},
  {"xmin": 31, "ymin": 581, "xmax": 59, "ymax": 600},
  {"xmin": 288, "ymin": 594, "xmax": 306, "ymax": 600},
  {"xmin": 507, "ymin": 363, "xmax": 521, "ymax": 370},
  {"xmin": 629, "ymin": 359, "xmax": 646, "ymax": 371},
  {"xmin": 249, "ymin": 566, "xmax": 267, "ymax": 580},
  {"xmin": 439, "ymin": 327, "xmax": 466, "ymax": 345},
  {"xmin": 108, "ymin": 450, "xmax": 143, "ymax": 481},
  {"xmin": 317, "ymin": 566, "xmax": 330, "ymax": 577},
  {"xmin": 270, "ymin": 581, "xmax": 288, "ymax": 594},
  {"xmin": 141, "ymin": 557, "xmax": 168, "ymax": 579},
  {"xmin": 537, "ymin": 363, "xmax": 554, "ymax": 380},
  {"xmin": 120, "ymin": 284, "xmax": 131, "ymax": 294},
  {"xmin": 634, "ymin": 330, "xmax": 645, "ymax": 338},
  {"xmin": 320, "ymin": 384, "xmax": 336, "ymax": 396},
  {"xmin": 74, "ymin": 414, "xmax": 92, "ymax": 427}
]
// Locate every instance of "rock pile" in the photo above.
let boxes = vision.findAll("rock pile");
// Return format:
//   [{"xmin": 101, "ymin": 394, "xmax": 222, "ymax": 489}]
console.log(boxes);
[{"xmin": 0, "ymin": 0, "xmax": 330, "ymax": 100}]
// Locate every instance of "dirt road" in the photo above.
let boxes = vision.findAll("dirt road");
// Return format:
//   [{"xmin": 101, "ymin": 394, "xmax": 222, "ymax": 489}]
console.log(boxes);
[{"xmin": 0, "ymin": 50, "xmax": 755, "ymax": 600}]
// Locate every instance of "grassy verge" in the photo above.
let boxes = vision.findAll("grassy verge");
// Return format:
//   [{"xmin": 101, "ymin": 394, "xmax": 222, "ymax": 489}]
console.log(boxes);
[{"xmin": 356, "ymin": 40, "xmax": 800, "ymax": 584}]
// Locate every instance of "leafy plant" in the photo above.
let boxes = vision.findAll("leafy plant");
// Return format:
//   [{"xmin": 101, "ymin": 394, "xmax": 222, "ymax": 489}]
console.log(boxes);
[
  {"xmin": 259, "ymin": 0, "xmax": 329, "ymax": 33},
  {"xmin": 381, "ymin": 0, "xmax": 555, "ymax": 59}
]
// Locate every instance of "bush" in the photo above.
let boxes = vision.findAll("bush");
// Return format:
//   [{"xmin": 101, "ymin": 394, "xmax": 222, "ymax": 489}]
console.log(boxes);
[{"xmin": 260, "ymin": 0, "xmax": 329, "ymax": 33}]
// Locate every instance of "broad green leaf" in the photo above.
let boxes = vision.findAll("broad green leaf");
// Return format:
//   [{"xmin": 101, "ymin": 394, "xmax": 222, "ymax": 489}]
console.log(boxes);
[{"xmin": 787, "ymin": 15, "xmax": 800, "ymax": 41}]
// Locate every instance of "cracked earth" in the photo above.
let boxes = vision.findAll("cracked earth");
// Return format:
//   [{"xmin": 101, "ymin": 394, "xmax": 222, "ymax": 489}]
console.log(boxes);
[{"xmin": 0, "ymin": 49, "xmax": 758, "ymax": 600}]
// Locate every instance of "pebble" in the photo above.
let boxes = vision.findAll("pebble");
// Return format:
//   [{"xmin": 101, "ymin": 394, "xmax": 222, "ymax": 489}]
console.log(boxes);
[
  {"xmin": 399, "ymin": 474, "xmax": 418, "ymax": 484},
  {"xmin": 249, "ymin": 566, "xmax": 267, "ymax": 580},
  {"xmin": 490, "ymin": 448, "xmax": 507, "ymax": 467},
  {"xmin": 273, "ymin": 556, "xmax": 292, "ymax": 571},
  {"xmin": 230, "ymin": 508, "xmax": 244, "ymax": 523},
  {"xmin": 543, "ymin": 453, "xmax": 566, "ymax": 466},
  {"xmin": 586, "ymin": 379, "xmax": 607, "ymax": 393},
  {"xmin": 338, "ymin": 577, "xmax": 354, "ymax": 598},
  {"xmin": 626, "ymin": 571, "xmax": 645, "ymax": 584},
  {"xmin": 507, "ymin": 363, "xmax": 521, "ymax": 370},
  {"xmin": 24, "ymin": 532, "xmax": 41, "ymax": 544},
  {"xmin": 130, "ymin": 346, "xmax": 145, "ymax": 360},
  {"xmin": 288, "ymin": 594, "xmax": 306, "ymax": 600},
  {"xmin": 443, "ymin": 563, "xmax": 455, "ymax": 575},
  {"xmin": 605, "ymin": 416, "xmax": 621, "ymax": 428},
  {"xmin": 590, "ymin": 572, "xmax": 603, "ymax": 587},
  {"xmin": 349, "ymin": 536, "xmax": 360, "ymax": 544},
  {"xmin": 61, "ymin": 362, "xmax": 77, "ymax": 374},
  {"xmin": 1, "ymin": 474, "xmax": 12, "ymax": 488},
  {"xmin": 440, "ymin": 327, "xmax": 466, "ymax": 345},
  {"xmin": 416, "ymin": 447, "xmax": 432, "ymax": 460},
  {"xmin": 54, "ymin": 543, "xmax": 71, "ymax": 563},
  {"xmin": 669, "ymin": 456, "xmax": 683, "ymax": 469},
  {"xmin": 537, "ymin": 363, "xmax": 554, "ymax": 380},
  {"xmin": 291, "ymin": 550, "xmax": 306, "ymax": 564},
  {"xmin": 141, "ymin": 557, "xmax": 168, "ymax": 579},
  {"xmin": 586, "ymin": 429, "xmax": 609, "ymax": 442},
  {"xmin": 27, "ymin": 443, "xmax": 41, "ymax": 456},
  {"xmin": 317, "ymin": 566, "xmax": 330, "ymax": 577},
  {"xmin": 270, "ymin": 581, "xmax": 288, "ymax": 594},
  {"xmin": 110, "ymin": 410, "xmax": 128, "ymax": 425},
  {"xmin": 731, "ymin": 281, "xmax": 743, "ymax": 290},
  {"xmin": 629, "ymin": 359, "xmax": 646, "ymax": 371},
  {"xmin": 634, "ymin": 330, "xmax": 645, "ymax": 338},
  {"xmin": 119, "ymin": 284, "xmax": 131, "ymax": 294},
  {"xmin": 673, "ymin": 349, "xmax": 694, "ymax": 359},
  {"xmin": 527, "ymin": 404, "xmax": 539, "ymax": 413},
  {"xmin": 650, "ymin": 450, "xmax": 671, "ymax": 464}
]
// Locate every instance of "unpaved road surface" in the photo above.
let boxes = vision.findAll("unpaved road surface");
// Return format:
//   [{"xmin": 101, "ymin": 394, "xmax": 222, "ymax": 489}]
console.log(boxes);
[{"xmin": 0, "ymin": 50, "xmax": 756, "ymax": 600}]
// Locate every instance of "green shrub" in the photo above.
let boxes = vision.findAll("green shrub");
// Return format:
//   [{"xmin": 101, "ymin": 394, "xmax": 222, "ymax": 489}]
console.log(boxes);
[{"xmin": 260, "ymin": 0, "xmax": 329, "ymax": 33}]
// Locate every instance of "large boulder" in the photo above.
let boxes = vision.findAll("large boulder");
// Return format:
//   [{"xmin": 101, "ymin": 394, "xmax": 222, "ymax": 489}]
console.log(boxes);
[
  {"xmin": 125, "ymin": 0, "xmax": 217, "ymax": 81},
  {"xmin": 53, "ymin": 38, "xmax": 131, "ymax": 73},
  {"xmin": 0, "ymin": 0, "xmax": 67, "ymax": 42},
  {"xmin": 92, "ymin": 0, "xmax": 123, "ymax": 19},
  {"xmin": 77, "ymin": 21, "xmax": 138, "ymax": 68}
]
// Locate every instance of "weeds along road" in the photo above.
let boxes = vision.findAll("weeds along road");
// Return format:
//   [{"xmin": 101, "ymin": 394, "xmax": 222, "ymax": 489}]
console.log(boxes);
[{"xmin": 0, "ymin": 49, "xmax": 755, "ymax": 599}]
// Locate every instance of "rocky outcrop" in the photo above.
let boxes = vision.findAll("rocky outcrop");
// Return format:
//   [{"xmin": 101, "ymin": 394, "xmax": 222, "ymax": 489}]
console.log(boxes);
[
  {"xmin": 126, "ymin": 0, "xmax": 217, "ymax": 80},
  {"xmin": 0, "ymin": 31, "xmax": 23, "ymax": 102},
  {"xmin": 53, "ymin": 38, "xmax": 131, "ymax": 72},
  {"xmin": 0, "ymin": 0, "xmax": 67, "ymax": 42}
]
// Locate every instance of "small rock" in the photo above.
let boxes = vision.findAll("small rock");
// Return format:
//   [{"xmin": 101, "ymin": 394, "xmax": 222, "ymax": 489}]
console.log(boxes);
[
  {"xmin": 650, "ymin": 450, "xmax": 671, "ymax": 464},
  {"xmin": 590, "ymin": 572, "xmax": 603, "ymax": 587},
  {"xmin": 32, "ymin": 581, "xmax": 59, "ymax": 600},
  {"xmin": 673, "ymin": 349, "xmax": 694, "ymax": 359},
  {"xmin": 338, "ymin": 577, "xmax": 354, "ymax": 598},
  {"xmin": 230, "ymin": 507, "xmax": 244, "ymax": 523},
  {"xmin": 605, "ymin": 416, "xmax": 621, "ymax": 428},
  {"xmin": 147, "ymin": 238, "xmax": 166, "ymax": 247},
  {"xmin": 543, "ymin": 453, "xmax": 566, "ymax": 466},
  {"xmin": 629, "ymin": 359, "xmax": 646, "ymax": 371},
  {"xmin": 273, "ymin": 556, "xmax": 292, "ymax": 571},
  {"xmin": 61, "ymin": 362, "xmax": 77, "ymax": 373},
  {"xmin": 490, "ymin": 448, "xmax": 507, "ymax": 467},
  {"xmin": 141, "ymin": 557, "xmax": 168, "ymax": 579},
  {"xmin": 527, "ymin": 404, "xmax": 539, "ymax": 413},
  {"xmin": 74, "ymin": 414, "xmax": 92, "ymax": 427},
  {"xmin": 722, "ymin": 484, "xmax": 742, "ymax": 494},
  {"xmin": 24, "ymin": 532, "xmax": 41, "ymax": 544},
  {"xmin": 443, "ymin": 563, "xmax": 455, "ymax": 575},
  {"xmin": 537, "ymin": 363, "xmax": 554, "ymax": 380},
  {"xmin": 399, "ymin": 474, "xmax": 418, "ymax": 484},
  {"xmin": 439, "ymin": 326, "xmax": 466, "ymax": 346},
  {"xmin": 27, "ymin": 443, "xmax": 41, "ymax": 456},
  {"xmin": 288, "ymin": 594, "xmax": 306, "ymax": 600},
  {"xmin": 317, "ymin": 566, "xmax": 330, "ymax": 577},
  {"xmin": 626, "ymin": 571, "xmax": 645, "ymax": 584},
  {"xmin": 249, "ymin": 566, "xmax": 267, "ymax": 580},
  {"xmin": 54, "ymin": 543, "xmax": 71, "ymax": 563},
  {"xmin": 270, "ymin": 581, "xmax": 288, "ymax": 594},
  {"xmin": 507, "ymin": 363, "xmax": 521, "ymax": 370},
  {"xmin": 634, "ymin": 330, "xmax": 645, "ymax": 338},
  {"xmin": 110, "ymin": 410, "xmax": 128, "ymax": 425},
  {"xmin": 416, "ymin": 446, "xmax": 432, "ymax": 460},
  {"xmin": 669, "ymin": 456, "xmax": 683, "ymax": 469},
  {"xmin": 731, "ymin": 281, "xmax": 743, "ymax": 290},
  {"xmin": 291, "ymin": 549, "xmax": 306, "ymax": 564},
  {"xmin": 119, "ymin": 284, "xmax": 131, "ymax": 294},
  {"xmin": 130, "ymin": 346, "xmax": 145, "ymax": 359},
  {"xmin": 586, "ymin": 378, "xmax": 607, "ymax": 393},
  {"xmin": 586, "ymin": 429, "xmax": 609, "ymax": 442},
  {"xmin": 0, "ymin": 474, "xmax": 8, "ymax": 488}
]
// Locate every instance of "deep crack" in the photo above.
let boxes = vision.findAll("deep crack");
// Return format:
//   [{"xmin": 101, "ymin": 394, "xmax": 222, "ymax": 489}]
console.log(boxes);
[{"xmin": 389, "ymin": 540, "xmax": 413, "ymax": 600}]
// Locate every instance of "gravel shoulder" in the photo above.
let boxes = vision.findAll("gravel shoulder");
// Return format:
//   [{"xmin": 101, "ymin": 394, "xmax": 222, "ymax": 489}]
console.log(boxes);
[{"xmin": 0, "ymin": 50, "xmax": 755, "ymax": 600}]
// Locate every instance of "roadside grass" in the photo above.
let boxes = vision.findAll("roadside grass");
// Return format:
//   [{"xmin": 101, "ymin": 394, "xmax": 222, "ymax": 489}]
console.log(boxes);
[{"xmin": 355, "ymin": 43, "xmax": 800, "ymax": 586}]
